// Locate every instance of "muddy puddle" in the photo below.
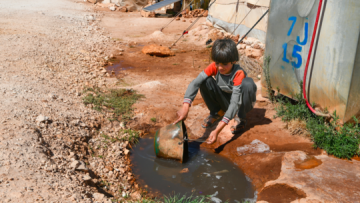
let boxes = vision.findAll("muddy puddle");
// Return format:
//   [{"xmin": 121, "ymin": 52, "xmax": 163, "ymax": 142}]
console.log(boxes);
[
  {"xmin": 294, "ymin": 156, "xmax": 322, "ymax": 170},
  {"xmin": 131, "ymin": 138, "xmax": 255, "ymax": 202},
  {"xmin": 106, "ymin": 60, "xmax": 134, "ymax": 76}
]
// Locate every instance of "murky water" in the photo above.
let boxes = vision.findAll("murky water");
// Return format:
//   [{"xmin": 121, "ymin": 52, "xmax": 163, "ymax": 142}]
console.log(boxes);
[
  {"xmin": 130, "ymin": 138, "xmax": 255, "ymax": 202},
  {"xmin": 106, "ymin": 60, "xmax": 133, "ymax": 76},
  {"xmin": 294, "ymin": 156, "xmax": 322, "ymax": 170}
]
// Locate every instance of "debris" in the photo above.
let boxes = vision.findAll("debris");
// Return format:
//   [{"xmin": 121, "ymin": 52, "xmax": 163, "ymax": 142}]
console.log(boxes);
[
  {"xmin": 140, "ymin": 8, "xmax": 155, "ymax": 17},
  {"xmin": 237, "ymin": 139, "xmax": 270, "ymax": 156},
  {"xmin": 83, "ymin": 174, "xmax": 92, "ymax": 181},
  {"xmin": 212, "ymin": 170, "xmax": 229, "ymax": 175},
  {"xmin": 130, "ymin": 191, "xmax": 141, "ymax": 200},
  {"xmin": 119, "ymin": 6, "xmax": 127, "ymax": 12},
  {"xmin": 36, "ymin": 115, "xmax": 49, "ymax": 125},
  {"xmin": 142, "ymin": 44, "xmax": 175, "ymax": 57},
  {"xmin": 180, "ymin": 168, "xmax": 189, "ymax": 173},
  {"xmin": 93, "ymin": 193, "xmax": 105, "ymax": 201}
]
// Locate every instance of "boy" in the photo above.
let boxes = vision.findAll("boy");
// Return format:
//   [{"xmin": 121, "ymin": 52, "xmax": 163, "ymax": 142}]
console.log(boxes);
[{"xmin": 173, "ymin": 39, "xmax": 257, "ymax": 144}]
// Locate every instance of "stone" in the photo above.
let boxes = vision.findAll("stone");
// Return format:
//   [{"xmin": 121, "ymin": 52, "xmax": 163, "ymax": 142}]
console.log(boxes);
[
  {"xmin": 36, "ymin": 115, "xmax": 49, "ymax": 124},
  {"xmin": 180, "ymin": 168, "xmax": 189, "ymax": 173},
  {"xmin": 76, "ymin": 161, "xmax": 89, "ymax": 172},
  {"xmin": 175, "ymin": 17, "xmax": 180, "ymax": 21},
  {"xmin": 119, "ymin": 6, "xmax": 127, "ymax": 12},
  {"xmin": 130, "ymin": 191, "xmax": 141, "ymax": 200},
  {"xmin": 93, "ymin": 193, "xmax": 105, "ymax": 201},
  {"xmin": 182, "ymin": 20, "xmax": 186, "ymax": 22},
  {"xmin": 70, "ymin": 160, "xmax": 80, "ymax": 169},
  {"xmin": 245, "ymin": 48, "xmax": 263, "ymax": 59},
  {"xmin": 140, "ymin": 9, "xmax": 155, "ymax": 18},
  {"xmin": 49, "ymin": 93, "xmax": 58, "ymax": 99},
  {"xmin": 83, "ymin": 174, "xmax": 92, "ymax": 181},
  {"xmin": 109, "ymin": 6, "xmax": 116, "ymax": 11},
  {"xmin": 126, "ymin": 4, "xmax": 137, "ymax": 12},
  {"xmin": 142, "ymin": 44, "xmax": 175, "ymax": 57},
  {"xmin": 237, "ymin": 44, "xmax": 246, "ymax": 50},
  {"xmin": 105, "ymin": 165, "xmax": 114, "ymax": 171}
]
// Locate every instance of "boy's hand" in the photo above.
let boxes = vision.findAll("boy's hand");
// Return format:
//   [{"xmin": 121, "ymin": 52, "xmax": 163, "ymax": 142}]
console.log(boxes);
[
  {"xmin": 206, "ymin": 121, "xmax": 226, "ymax": 144},
  {"xmin": 173, "ymin": 103, "xmax": 190, "ymax": 124},
  {"xmin": 206, "ymin": 130, "xmax": 218, "ymax": 144}
]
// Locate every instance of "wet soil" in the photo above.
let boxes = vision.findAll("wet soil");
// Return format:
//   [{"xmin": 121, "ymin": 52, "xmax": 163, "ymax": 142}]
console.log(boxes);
[
  {"xmin": 294, "ymin": 156, "xmax": 323, "ymax": 171},
  {"xmin": 130, "ymin": 138, "xmax": 255, "ymax": 202},
  {"xmin": 257, "ymin": 183, "xmax": 307, "ymax": 203},
  {"xmin": 105, "ymin": 44, "xmax": 324, "ymax": 201}
]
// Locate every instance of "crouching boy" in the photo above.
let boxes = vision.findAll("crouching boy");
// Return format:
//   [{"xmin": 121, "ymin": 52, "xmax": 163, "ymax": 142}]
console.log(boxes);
[{"xmin": 174, "ymin": 38, "xmax": 257, "ymax": 144}]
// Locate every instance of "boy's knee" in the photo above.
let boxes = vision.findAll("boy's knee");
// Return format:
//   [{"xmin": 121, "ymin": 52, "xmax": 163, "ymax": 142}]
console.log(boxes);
[
  {"xmin": 241, "ymin": 77, "xmax": 257, "ymax": 92},
  {"xmin": 200, "ymin": 77, "xmax": 216, "ymax": 90}
]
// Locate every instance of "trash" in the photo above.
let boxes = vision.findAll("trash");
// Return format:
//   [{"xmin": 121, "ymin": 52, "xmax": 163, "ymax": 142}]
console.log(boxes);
[
  {"xmin": 180, "ymin": 168, "xmax": 189, "ymax": 173},
  {"xmin": 212, "ymin": 170, "xmax": 229, "ymax": 175},
  {"xmin": 216, "ymin": 175, "xmax": 222, "ymax": 179},
  {"xmin": 237, "ymin": 139, "xmax": 270, "ymax": 156},
  {"xmin": 203, "ymin": 172, "xmax": 211, "ymax": 177}
]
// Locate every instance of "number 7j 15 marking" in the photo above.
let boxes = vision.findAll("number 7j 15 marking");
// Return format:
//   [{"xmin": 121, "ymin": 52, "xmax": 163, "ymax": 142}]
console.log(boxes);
[{"xmin": 287, "ymin": 16, "xmax": 297, "ymax": 36}]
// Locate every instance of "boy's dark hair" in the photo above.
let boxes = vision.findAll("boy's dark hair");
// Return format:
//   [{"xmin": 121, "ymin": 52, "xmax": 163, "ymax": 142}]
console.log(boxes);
[{"xmin": 211, "ymin": 38, "xmax": 239, "ymax": 64}]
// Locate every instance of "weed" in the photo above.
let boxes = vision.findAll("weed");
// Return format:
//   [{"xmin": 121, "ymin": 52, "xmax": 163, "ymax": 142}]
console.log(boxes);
[
  {"xmin": 119, "ymin": 129, "xmax": 140, "ymax": 144},
  {"xmin": 163, "ymin": 193, "xmax": 211, "ymax": 203},
  {"xmin": 98, "ymin": 155, "xmax": 103, "ymax": 159},
  {"xmin": 101, "ymin": 133, "xmax": 110, "ymax": 140},
  {"xmin": 262, "ymin": 56, "xmax": 274, "ymax": 102},
  {"xmin": 275, "ymin": 83, "xmax": 360, "ymax": 159},
  {"xmin": 83, "ymin": 88, "xmax": 143, "ymax": 121},
  {"xmin": 150, "ymin": 117, "xmax": 157, "ymax": 123}
]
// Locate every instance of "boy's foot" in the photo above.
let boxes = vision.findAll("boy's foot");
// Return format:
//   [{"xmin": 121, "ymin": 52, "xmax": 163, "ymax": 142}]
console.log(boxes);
[
  {"xmin": 230, "ymin": 118, "xmax": 247, "ymax": 134},
  {"xmin": 202, "ymin": 114, "xmax": 221, "ymax": 128}
]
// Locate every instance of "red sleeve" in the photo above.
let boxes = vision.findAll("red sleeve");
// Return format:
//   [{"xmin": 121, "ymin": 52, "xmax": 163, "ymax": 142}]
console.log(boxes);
[
  {"xmin": 233, "ymin": 70, "xmax": 246, "ymax": 86},
  {"xmin": 204, "ymin": 62, "xmax": 218, "ymax": 77}
]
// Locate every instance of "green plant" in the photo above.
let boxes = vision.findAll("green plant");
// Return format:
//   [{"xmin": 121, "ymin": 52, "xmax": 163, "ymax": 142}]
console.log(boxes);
[
  {"xmin": 275, "ymin": 83, "xmax": 360, "ymax": 159},
  {"xmin": 262, "ymin": 56, "xmax": 274, "ymax": 102},
  {"xmin": 83, "ymin": 88, "xmax": 143, "ymax": 121},
  {"xmin": 119, "ymin": 129, "xmax": 140, "ymax": 144},
  {"xmin": 163, "ymin": 194, "xmax": 211, "ymax": 203},
  {"xmin": 98, "ymin": 155, "xmax": 103, "ymax": 159},
  {"xmin": 150, "ymin": 117, "xmax": 157, "ymax": 123}
]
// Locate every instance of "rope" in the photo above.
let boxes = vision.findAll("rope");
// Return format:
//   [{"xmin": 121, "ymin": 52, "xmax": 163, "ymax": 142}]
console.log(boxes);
[
  {"xmin": 169, "ymin": 0, "xmax": 217, "ymax": 49},
  {"xmin": 230, "ymin": 0, "xmax": 261, "ymax": 36},
  {"xmin": 233, "ymin": 0, "xmax": 240, "ymax": 33},
  {"xmin": 236, "ymin": 9, "xmax": 269, "ymax": 45},
  {"xmin": 160, "ymin": 0, "xmax": 195, "ymax": 32}
]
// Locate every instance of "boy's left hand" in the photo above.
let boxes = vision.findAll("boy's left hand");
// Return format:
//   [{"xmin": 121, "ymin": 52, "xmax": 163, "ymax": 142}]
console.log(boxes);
[{"xmin": 206, "ymin": 130, "xmax": 218, "ymax": 144}]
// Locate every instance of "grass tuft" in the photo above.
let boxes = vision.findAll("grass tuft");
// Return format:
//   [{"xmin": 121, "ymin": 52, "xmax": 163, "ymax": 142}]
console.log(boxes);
[
  {"xmin": 83, "ymin": 88, "xmax": 143, "ymax": 121},
  {"xmin": 274, "ymin": 83, "xmax": 360, "ymax": 159},
  {"xmin": 119, "ymin": 129, "xmax": 140, "ymax": 144}
]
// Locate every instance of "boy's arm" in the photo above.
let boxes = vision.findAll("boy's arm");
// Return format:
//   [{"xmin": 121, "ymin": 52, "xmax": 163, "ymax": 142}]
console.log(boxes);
[
  {"xmin": 183, "ymin": 62, "xmax": 217, "ymax": 105},
  {"xmin": 222, "ymin": 71, "xmax": 245, "ymax": 124}
]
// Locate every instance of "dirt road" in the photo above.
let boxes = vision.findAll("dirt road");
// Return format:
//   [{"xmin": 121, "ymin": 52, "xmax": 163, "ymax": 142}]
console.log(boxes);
[{"xmin": 0, "ymin": 0, "xmax": 117, "ymax": 202}]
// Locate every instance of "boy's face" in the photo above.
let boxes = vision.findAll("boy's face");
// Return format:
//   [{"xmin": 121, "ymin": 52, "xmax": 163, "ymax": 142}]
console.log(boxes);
[{"xmin": 215, "ymin": 62, "xmax": 234, "ymax": 75}]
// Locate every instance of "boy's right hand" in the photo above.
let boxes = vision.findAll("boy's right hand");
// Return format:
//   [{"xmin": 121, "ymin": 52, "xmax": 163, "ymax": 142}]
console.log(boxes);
[{"xmin": 173, "ymin": 103, "xmax": 190, "ymax": 124}]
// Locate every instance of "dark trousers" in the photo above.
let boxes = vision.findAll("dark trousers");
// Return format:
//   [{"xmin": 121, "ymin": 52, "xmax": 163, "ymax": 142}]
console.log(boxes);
[{"xmin": 199, "ymin": 77, "xmax": 257, "ymax": 119}]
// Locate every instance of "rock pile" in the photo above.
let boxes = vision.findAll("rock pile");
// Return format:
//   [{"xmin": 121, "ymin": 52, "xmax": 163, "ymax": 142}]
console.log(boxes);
[
  {"xmin": 181, "ymin": 8, "xmax": 208, "ymax": 18},
  {"xmin": 142, "ymin": 44, "xmax": 175, "ymax": 57}
]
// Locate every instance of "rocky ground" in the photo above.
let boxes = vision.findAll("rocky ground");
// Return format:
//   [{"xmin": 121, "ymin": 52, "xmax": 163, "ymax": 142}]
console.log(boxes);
[{"xmin": 0, "ymin": 0, "xmax": 143, "ymax": 202}]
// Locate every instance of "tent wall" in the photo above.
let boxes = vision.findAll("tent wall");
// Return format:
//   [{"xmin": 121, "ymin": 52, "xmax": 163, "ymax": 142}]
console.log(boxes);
[{"xmin": 207, "ymin": 0, "xmax": 270, "ymax": 43}]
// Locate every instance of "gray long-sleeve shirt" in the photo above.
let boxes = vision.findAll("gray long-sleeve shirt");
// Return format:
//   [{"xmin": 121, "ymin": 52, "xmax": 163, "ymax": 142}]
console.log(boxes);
[{"xmin": 183, "ymin": 63, "xmax": 247, "ymax": 124}]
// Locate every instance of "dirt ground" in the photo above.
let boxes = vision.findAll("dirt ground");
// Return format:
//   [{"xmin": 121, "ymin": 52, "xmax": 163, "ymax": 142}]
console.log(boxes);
[{"xmin": 1, "ymin": 0, "xmax": 360, "ymax": 203}]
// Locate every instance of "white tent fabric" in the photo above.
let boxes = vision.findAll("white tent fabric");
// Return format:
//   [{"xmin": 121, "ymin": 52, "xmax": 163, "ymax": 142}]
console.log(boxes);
[{"xmin": 207, "ymin": 0, "xmax": 270, "ymax": 43}]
